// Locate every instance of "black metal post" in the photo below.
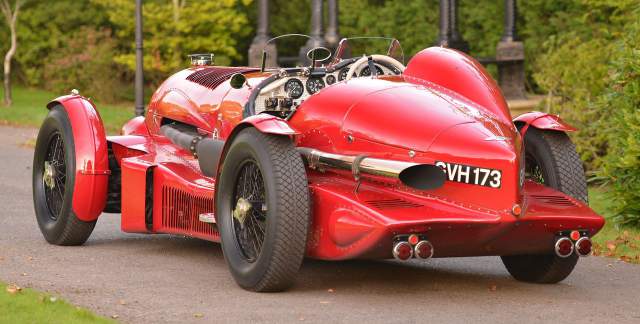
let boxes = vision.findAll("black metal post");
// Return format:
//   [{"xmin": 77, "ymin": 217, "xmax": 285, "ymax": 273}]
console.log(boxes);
[
  {"xmin": 300, "ymin": 0, "xmax": 327, "ymax": 63},
  {"xmin": 502, "ymin": 0, "xmax": 518, "ymax": 42},
  {"xmin": 436, "ymin": 0, "xmax": 468, "ymax": 52},
  {"xmin": 325, "ymin": 0, "xmax": 340, "ymax": 49},
  {"xmin": 437, "ymin": 0, "xmax": 451, "ymax": 47},
  {"xmin": 134, "ymin": 0, "xmax": 144, "ymax": 117},
  {"xmin": 249, "ymin": 0, "xmax": 277, "ymax": 67},
  {"xmin": 496, "ymin": 0, "xmax": 526, "ymax": 99}
]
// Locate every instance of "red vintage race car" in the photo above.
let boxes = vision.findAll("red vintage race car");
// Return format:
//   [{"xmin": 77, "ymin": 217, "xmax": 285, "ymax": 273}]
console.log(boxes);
[{"xmin": 32, "ymin": 36, "xmax": 604, "ymax": 292}]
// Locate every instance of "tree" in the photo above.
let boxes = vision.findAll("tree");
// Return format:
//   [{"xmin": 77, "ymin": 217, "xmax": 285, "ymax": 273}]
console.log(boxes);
[{"xmin": 0, "ymin": 0, "xmax": 23, "ymax": 106}]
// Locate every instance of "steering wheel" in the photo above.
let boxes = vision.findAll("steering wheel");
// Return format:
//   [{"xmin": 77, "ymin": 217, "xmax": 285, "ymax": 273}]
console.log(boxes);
[{"xmin": 345, "ymin": 55, "xmax": 405, "ymax": 81}]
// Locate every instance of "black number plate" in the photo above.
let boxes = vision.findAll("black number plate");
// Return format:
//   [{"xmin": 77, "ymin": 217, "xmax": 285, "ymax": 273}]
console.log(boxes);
[{"xmin": 435, "ymin": 161, "xmax": 502, "ymax": 188}]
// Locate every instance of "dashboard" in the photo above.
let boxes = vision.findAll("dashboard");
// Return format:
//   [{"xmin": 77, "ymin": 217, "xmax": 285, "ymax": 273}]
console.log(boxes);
[{"xmin": 254, "ymin": 62, "xmax": 400, "ymax": 115}]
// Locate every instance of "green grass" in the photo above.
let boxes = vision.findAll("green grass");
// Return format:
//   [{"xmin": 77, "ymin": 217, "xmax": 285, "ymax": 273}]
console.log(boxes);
[
  {"xmin": 0, "ymin": 282, "xmax": 114, "ymax": 324},
  {"xmin": 0, "ymin": 86, "xmax": 136, "ymax": 134},
  {"xmin": 589, "ymin": 187, "xmax": 640, "ymax": 263}
]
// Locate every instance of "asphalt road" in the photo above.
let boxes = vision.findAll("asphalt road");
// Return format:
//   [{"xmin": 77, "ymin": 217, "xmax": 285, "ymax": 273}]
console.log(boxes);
[{"xmin": 1, "ymin": 125, "xmax": 639, "ymax": 324}]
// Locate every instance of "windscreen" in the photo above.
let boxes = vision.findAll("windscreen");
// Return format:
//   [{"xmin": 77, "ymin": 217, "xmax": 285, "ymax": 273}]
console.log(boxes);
[{"xmin": 332, "ymin": 37, "xmax": 404, "ymax": 65}]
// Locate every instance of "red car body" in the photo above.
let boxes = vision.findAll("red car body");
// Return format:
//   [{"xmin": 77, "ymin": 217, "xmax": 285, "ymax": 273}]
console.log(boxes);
[{"xmin": 46, "ymin": 47, "xmax": 604, "ymax": 261}]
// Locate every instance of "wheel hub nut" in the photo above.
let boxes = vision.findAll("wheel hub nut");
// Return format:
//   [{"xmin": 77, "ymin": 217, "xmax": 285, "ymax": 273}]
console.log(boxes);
[{"xmin": 43, "ymin": 161, "xmax": 56, "ymax": 189}]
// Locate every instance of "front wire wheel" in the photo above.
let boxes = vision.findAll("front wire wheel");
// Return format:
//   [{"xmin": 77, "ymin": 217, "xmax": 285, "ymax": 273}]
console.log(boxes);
[{"xmin": 33, "ymin": 105, "xmax": 96, "ymax": 245}]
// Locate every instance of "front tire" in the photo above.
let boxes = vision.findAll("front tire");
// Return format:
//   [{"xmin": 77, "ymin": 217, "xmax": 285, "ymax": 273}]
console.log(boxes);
[
  {"xmin": 501, "ymin": 128, "xmax": 585, "ymax": 283},
  {"xmin": 32, "ymin": 106, "xmax": 96, "ymax": 245},
  {"xmin": 216, "ymin": 128, "xmax": 310, "ymax": 292}
]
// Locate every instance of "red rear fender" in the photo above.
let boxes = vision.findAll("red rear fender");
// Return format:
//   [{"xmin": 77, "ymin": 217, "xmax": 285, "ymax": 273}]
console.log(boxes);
[
  {"xmin": 514, "ymin": 112, "xmax": 576, "ymax": 136},
  {"xmin": 47, "ymin": 95, "xmax": 109, "ymax": 222}
]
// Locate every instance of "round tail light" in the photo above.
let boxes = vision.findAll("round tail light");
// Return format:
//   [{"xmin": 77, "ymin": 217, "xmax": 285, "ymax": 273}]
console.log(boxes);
[
  {"xmin": 555, "ymin": 237, "xmax": 574, "ymax": 258},
  {"xmin": 414, "ymin": 240, "xmax": 434, "ymax": 259},
  {"xmin": 393, "ymin": 242, "xmax": 413, "ymax": 261},
  {"xmin": 575, "ymin": 237, "xmax": 592, "ymax": 256}
]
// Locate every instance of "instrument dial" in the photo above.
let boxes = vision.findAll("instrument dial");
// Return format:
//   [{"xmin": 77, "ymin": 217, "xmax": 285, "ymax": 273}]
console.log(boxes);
[
  {"xmin": 359, "ymin": 65, "xmax": 384, "ymax": 77},
  {"xmin": 338, "ymin": 68, "xmax": 350, "ymax": 81},
  {"xmin": 306, "ymin": 77, "xmax": 325, "ymax": 94},
  {"xmin": 326, "ymin": 74, "xmax": 336, "ymax": 85},
  {"xmin": 284, "ymin": 78, "xmax": 304, "ymax": 99}
]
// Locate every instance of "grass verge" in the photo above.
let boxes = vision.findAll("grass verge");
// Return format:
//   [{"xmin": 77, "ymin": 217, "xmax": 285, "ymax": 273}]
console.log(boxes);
[
  {"xmin": 0, "ymin": 282, "xmax": 114, "ymax": 324},
  {"xmin": 0, "ymin": 86, "xmax": 135, "ymax": 134},
  {"xmin": 589, "ymin": 186, "xmax": 640, "ymax": 263}
]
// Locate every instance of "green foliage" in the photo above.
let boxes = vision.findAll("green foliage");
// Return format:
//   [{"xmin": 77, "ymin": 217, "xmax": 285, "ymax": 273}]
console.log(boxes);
[
  {"xmin": 15, "ymin": 0, "xmax": 110, "ymax": 87},
  {"xmin": 532, "ymin": 0, "xmax": 638, "ymax": 168},
  {"xmin": 92, "ymin": 0, "xmax": 253, "ymax": 86},
  {"xmin": 602, "ymin": 18, "xmax": 640, "ymax": 226},
  {"xmin": 0, "ymin": 86, "xmax": 134, "ymax": 135},
  {"xmin": 43, "ymin": 28, "xmax": 127, "ymax": 103},
  {"xmin": 0, "ymin": 282, "xmax": 114, "ymax": 324}
]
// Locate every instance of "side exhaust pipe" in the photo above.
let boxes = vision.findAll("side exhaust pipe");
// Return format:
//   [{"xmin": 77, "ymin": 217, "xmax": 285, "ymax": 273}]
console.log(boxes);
[{"xmin": 297, "ymin": 148, "xmax": 446, "ymax": 190}]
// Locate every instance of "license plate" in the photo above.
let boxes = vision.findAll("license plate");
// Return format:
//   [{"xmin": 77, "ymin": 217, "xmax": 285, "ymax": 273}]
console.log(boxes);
[{"xmin": 435, "ymin": 161, "xmax": 502, "ymax": 188}]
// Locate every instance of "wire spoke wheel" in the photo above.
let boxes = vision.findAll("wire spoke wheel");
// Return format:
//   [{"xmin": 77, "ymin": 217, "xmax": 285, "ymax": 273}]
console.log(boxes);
[
  {"xmin": 33, "ymin": 105, "xmax": 96, "ymax": 246},
  {"xmin": 42, "ymin": 133, "xmax": 67, "ymax": 221},
  {"xmin": 232, "ymin": 160, "xmax": 267, "ymax": 263},
  {"xmin": 525, "ymin": 152, "xmax": 546, "ymax": 185}
]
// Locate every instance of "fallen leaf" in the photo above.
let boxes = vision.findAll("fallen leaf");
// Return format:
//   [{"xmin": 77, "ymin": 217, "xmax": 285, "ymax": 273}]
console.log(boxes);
[
  {"xmin": 319, "ymin": 301, "xmax": 331, "ymax": 304},
  {"xmin": 327, "ymin": 288, "xmax": 334, "ymax": 293},
  {"xmin": 27, "ymin": 256, "xmax": 34, "ymax": 261},
  {"xmin": 488, "ymin": 284, "xmax": 497, "ymax": 292},
  {"xmin": 623, "ymin": 230, "xmax": 630, "ymax": 238},
  {"xmin": 111, "ymin": 315, "xmax": 119, "ymax": 319},
  {"xmin": 21, "ymin": 273, "xmax": 27, "ymax": 277},
  {"xmin": 118, "ymin": 299, "xmax": 127, "ymax": 305},
  {"xmin": 6, "ymin": 285, "xmax": 22, "ymax": 294},
  {"xmin": 194, "ymin": 313, "xmax": 204, "ymax": 318},
  {"xmin": 606, "ymin": 242, "xmax": 617, "ymax": 251},
  {"xmin": 607, "ymin": 263, "xmax": 613, "ymax": 268},
  {"xmin": 620, "ymin": 255, "xmax": 631, "ymax": 263}
]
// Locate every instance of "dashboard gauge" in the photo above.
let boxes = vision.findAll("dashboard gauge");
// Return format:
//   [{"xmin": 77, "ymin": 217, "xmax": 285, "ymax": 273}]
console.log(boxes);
[
  {"xmin": 284, "ymin": 78, "xmax": 304, "ymax": 99},
  {"xmin": 338, "ymin": 67, "xmax": 350, "ymax": 81},
  {"xmin": 359, "ymin": 65, "xmax": 384, "ymax": 77},
  {"xmin": 326, "ymin": 74, "xmax": 336, "ymax": 85},
  {"xmin": 306, "ymin": 77, "xmax": 325, "ymax": 94}
]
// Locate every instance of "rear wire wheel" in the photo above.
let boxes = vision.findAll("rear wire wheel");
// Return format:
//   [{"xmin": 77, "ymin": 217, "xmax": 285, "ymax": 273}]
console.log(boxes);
[
  {"xmin": 216, "ymin": 128, "xmax": 310, "ymax": 292},
  {"xmin": 502, "ymin": 127, "xmax": 585, "ymax": 283},
  {"xmin": 33, "ymin": 106, "xmax": 96, "ymax": 245}
]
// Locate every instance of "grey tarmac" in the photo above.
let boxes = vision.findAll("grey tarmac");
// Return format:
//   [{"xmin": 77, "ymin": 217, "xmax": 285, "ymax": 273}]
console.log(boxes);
[{"xmin": 0, "ymin": 125, "xmax": 638, "ymax": 324}]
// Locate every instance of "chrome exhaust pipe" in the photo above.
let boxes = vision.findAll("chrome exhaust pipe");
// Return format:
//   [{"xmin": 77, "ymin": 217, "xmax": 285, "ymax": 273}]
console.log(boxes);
[
  {"xmin": 297, "ymin": 148, "xmax": 446, "ymax": 190},
  {"xmin": 575, "ymin": 237, "xmax": 592, "ymax": 257},
  {"xmin": 554, "ymin": 237, "xmax": 574, "ymax": 258}
]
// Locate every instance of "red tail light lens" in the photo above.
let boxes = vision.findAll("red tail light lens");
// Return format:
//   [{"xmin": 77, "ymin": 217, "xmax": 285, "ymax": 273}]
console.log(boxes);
[
  {"xmin": 414, "ymin": 241, "xmax": 434, "ymax": 259},
  {"xmin": 555, "ymin": 237, "xmax": 574, "ymax": 258},
  {"xmin": 393, "ymin": 242, "xmax": 413, "ymax": 260},
  {"xmin": 575, "ymin": 237, "xmax": 592, "ymax": 256}
]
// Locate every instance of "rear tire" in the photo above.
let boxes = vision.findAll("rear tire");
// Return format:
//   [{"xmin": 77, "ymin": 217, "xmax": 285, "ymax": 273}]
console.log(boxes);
[
  {"xmin": 32, "ymin": 106, "xmax": 96, "ymax": 245},
  {"xmin": 501, "ymin": 128, "xmax": 585, "ymax": 283},
  {"xmin": 216, "ymin": 128, "xmax": 310, "ymax": 292}
]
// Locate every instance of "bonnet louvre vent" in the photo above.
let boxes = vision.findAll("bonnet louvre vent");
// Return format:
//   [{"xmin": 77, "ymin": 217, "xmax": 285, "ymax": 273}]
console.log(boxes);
[
  {"xmin": 161, "ymin": 186, "xmax": 218, "ymax": 236},
  {"xmin": 365, "ymin": 199, "xmax": 423, "ymax": 210},
  {"xmin": 186, "ymin": 67, "xmax": 258, "ymax": 90},
  {"xmin": 532, "ymin": 195, "xmax": 577, "ymax": 207}
]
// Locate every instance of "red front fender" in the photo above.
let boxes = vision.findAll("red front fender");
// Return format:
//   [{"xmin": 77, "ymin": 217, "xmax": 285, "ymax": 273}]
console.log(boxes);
[
  {"xmin": 514, "ymin": 111, "xmax": 576, "ymax": 136},
  {"xmin": 47, "ymin": 95, "xmax": 109, "ymax": 222}
]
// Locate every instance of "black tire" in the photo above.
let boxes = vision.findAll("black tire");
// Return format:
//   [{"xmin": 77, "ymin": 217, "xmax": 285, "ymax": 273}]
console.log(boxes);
[
  {"xmin": 216, "ymin": 128, "xmax": 309, "ymax": 292},
  {"xmin": 501, "ymin": 128, "xmax": 586, "ymax": 283},
  {"xmin": 32, "ymin": 105, "xmax": 96, "ymax": 245}
]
